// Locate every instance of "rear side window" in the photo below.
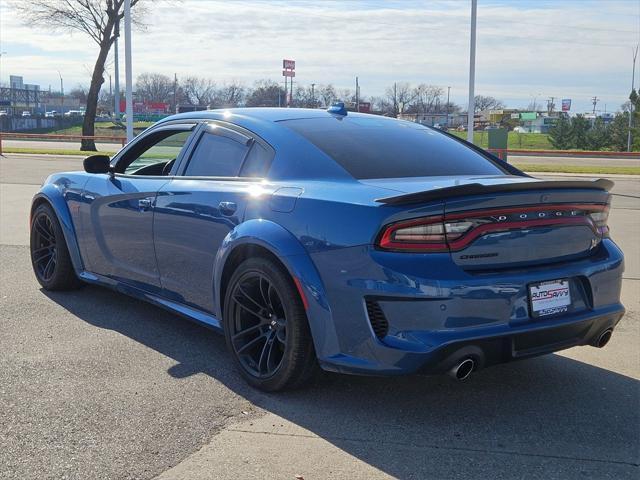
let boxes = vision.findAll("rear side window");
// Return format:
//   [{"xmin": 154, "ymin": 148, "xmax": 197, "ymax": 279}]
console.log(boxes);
[
  {"xmin": 281, "ymin": 117, "xmax": 505, "ymax": 179},
  {"xmin": 240, "ymin": 142, "xmax": 272, "ymax": 177},
  {"xmin": 184, "ymin": 132, "xmax": 249, "ymax": 177}
]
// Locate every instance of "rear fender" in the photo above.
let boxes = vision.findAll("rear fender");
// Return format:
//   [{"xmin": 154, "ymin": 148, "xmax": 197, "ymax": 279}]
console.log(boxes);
[
  {"xmin": 32, "ymin": 185, "xmax": 84, "ymax": 274},
  {"xmin": 214, "ymin": 219, "xmax": 339, "ymax": 358}
]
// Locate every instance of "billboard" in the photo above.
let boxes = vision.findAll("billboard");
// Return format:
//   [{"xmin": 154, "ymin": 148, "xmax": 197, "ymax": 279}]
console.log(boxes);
[
  {"xmin": 283, "ymin": 59, "xmax": 295, "ymax": 70},
  {"xmin": 562, "ymin": 99, "xmax": 571, "ymax": 112}
]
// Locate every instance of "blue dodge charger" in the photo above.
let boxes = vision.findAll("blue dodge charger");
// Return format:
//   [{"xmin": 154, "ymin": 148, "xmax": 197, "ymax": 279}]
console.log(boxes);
[{"xmin": 30, "ymin": 107, "xmax": 625, "ymax": 391}]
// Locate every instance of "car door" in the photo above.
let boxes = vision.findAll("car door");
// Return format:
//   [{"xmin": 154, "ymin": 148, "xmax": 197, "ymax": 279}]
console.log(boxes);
[
  {"xmin": 153, "ymin": 122, "xmax": 274, "ymax": 313},
  {"xmin": 80, "ymin": 123, "xmax": 198, "ymax": 292}
]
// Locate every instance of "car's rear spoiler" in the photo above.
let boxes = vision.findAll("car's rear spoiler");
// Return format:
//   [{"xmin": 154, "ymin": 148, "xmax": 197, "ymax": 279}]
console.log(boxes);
[{"xmin": 375, "ymin": 178, "xmax": 614, "ymax": 206}]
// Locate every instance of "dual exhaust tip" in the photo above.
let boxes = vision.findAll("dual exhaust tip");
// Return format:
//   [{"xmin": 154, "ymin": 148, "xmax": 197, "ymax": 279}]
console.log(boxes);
[
  {"xmin": 594, "ymin": 328, "xmax": 613, "ymax": 348},
  {"xmin": 447, "ymin": 328, "xmax": 613, "ymax": 381},
  {"xmin": 449, "ymin": 358, "xmax": 475, "ymax": 381}
]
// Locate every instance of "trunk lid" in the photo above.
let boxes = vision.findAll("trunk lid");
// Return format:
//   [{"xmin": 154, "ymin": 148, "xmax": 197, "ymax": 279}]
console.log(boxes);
[{"xmin": 371, "ymin": 175, "xmax": 611, "ymax": 269}]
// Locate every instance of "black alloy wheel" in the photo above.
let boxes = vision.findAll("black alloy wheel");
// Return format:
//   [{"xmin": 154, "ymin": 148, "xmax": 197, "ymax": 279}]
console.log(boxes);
[
  {"xmin": 229, "ymin": 271, "xmax": 288, "ymax": 378},
  {"xmin": 30, "ymin": 204, "xmax": 82, "ymax": 291},
  {"xmin": 32, "ymin": 212, "xmax": 58, "ymax": 282},
  {"xmin": 223, "ymin": 257, "xmax": 318, "ymax": 391}
]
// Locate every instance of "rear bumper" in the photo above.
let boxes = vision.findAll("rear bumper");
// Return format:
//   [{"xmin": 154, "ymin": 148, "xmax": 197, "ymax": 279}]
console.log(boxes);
[
  {"xmin": 309, "ymin": 239, "xmax": 625, "ymax": 376},
  {"xmin": 414, "ymin": 304, "xmax": 624, "ymax": 375}
]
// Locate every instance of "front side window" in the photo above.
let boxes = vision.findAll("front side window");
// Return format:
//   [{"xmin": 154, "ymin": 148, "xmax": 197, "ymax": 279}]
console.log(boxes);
[
  {"xmin": 184, "ymin": 132, "xmax": 250, "ymax": 177},
  {"xmin": 120, "ymin": 129, "xmax": 193, "ymax": 175}
]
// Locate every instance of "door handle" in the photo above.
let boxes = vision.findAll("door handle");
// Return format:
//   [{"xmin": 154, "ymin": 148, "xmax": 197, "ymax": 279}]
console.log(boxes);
[
  {"xmin": 218, "ymin": 201, "xmax": 237, "ymax": 216},
  {"xmin": 138, "ymin": 198, "xmax": 153, "ymax": 211}
]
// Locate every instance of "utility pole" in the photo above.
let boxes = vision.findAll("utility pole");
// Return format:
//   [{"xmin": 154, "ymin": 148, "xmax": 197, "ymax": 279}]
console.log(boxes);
[
  {"xmin": 591, "ymin": 96, "xmax": 599, "ymax": 114},
  {"xmin": 310, "ymin": 83, "xmax": 315, "ymax": 108},
  {"xmin": 124, "ymin": 0, "xmax": 133, "ymax": 141},
  {"xmin": 57, "ymin": 71, "xmax": 64, "ymax": 95},
  {"xmin": 446, "ymin": 86, "xmax": 451, "ymax": 127},
  {"xmin": 284, "ymin": 76, "xmax": 288, "ymax": 107},
  {"xmin": 466, "ymin": 0, "xmax": 477, "ymax": 142},
  {"xmin": 114, "ymin": 21, "xmax": 120, "ymax": 120},
  {"xmin": 355, "ymin": 77, "xmax": 359, "ymax": 112},
  {"xmin": 628, "ymin": 45, "xmax": 638, "ymax": 152},
  {"xmin": 394, "ymin": 82, "xmax": 398, "ymax": 116},
  {"xmin": 173, "ymin": 73, "xmax": 178, "ymax": 113},
  {"xmin": 57, "ymin": 70, "xmax": 64, "ymax": 113},
  {"xmin": 547, "ymin": 96, "xmax": 555, "ymax": 114}
]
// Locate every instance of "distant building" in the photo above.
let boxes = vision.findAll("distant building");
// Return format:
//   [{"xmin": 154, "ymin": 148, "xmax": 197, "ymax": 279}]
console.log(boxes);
[
  {"xmin": 2, "ymin": 75, "xmax": 42, "ymax": 114},
  {"xmin": 583, "ymin": 112, "xmax": 615, "ymax": 126},
  {"xmin": 398, "ymin": 112, "xmax": 470, "ymax": 128}
]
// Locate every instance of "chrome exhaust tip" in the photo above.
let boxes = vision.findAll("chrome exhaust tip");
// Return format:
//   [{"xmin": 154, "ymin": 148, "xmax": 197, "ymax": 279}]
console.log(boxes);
[
  {"xmin": 449, "ymin": 358, "xmax": 475, "ymax": 381},
  {"xmin": 595, "ymin": 328, "xmax": 613, "ymax": 348}
]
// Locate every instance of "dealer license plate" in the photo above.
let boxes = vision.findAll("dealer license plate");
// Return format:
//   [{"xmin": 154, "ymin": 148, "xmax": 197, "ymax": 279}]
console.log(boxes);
[{"xmin": 529, "ymin": 279, "xmax": 571, "ymax": 317}]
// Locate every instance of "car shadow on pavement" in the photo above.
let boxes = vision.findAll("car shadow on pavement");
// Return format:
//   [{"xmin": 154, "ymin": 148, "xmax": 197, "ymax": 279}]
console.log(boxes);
[{"xmin": 43, "ymin": 285, "xmax": 640, "ymax": 479}]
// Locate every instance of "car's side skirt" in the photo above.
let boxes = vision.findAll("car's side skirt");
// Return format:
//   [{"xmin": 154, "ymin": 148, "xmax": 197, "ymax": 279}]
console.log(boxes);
[{"xmin": 78, "ymin": 271, "xmax": 223, "ymax": 332}]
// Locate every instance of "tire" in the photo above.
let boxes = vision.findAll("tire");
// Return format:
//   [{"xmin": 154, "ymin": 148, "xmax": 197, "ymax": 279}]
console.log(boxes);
[
  {"xmin": 223, "ymin": 256, "xmax": 318, "ymax": 391},
  {"xmin": 30, "ymin": 203, "xmax": 82, "ymax": 291}
]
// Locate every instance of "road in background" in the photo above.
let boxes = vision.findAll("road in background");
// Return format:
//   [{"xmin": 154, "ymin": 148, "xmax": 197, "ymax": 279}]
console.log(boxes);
[
  {"xmin": 1, "ymin": 153, "xmax": 638, "ymax": 479},
  {"xmin": 2, "ymin": 141, "xmax": 640, "ymax": 167},
  {"xmin": 2, "ymin": 139, "xmax": 122, "ymax": 152}
]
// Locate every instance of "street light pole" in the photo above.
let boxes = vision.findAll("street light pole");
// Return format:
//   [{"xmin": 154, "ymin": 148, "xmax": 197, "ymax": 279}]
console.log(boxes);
[
  {"xmin": 124, "ymin": 0, "xmax": 133, "ymax": 141},
  {"xmin": 627, "ymin": 45, "xmax": 638, "ymax": 152},
  {"xmin": 114, "ymin": 21, "xmax": 120, "ymax": 120},
  {"xmin": 446, "ymin": 86, "xmax": 451, "ymax": 127},
  {"xmin": 466, "ymin": 0, "xmax": 477, "ymax": 143}
]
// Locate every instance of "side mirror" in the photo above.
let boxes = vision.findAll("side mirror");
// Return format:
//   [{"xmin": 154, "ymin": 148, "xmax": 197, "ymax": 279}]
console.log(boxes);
[{"xmin": 83, "ymin": 155, "xmax": 112, "ymax": 174}]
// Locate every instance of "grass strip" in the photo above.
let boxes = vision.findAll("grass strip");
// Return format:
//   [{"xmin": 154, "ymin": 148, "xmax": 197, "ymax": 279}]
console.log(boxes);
[{"xmin": 513, "ymin": 163, "xmax": 640, "ymax": 175}]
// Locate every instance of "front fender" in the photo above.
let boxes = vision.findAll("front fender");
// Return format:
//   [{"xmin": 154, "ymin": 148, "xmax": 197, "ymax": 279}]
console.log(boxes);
[
  {"xmin": 214, "ymin": 219, "xmax": 340, "ymax": 359},
  {"xmin": 32, "ymin": 183, "xmax": 84, "ymax": 275}
]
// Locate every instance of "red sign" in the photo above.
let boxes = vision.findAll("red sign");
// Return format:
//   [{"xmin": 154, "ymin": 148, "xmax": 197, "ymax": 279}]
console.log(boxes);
[
  {"xmin": 283, "ymin": 59, "xmax": 295, "ymax": 70},
  {"xmin": 120, "ymin": 100, "xmax": 169, "ymax": 114},
  {"xmin": 358, "ymin": 102, "xmax": 371, "ymax": 113},
  {"xmin": 561, "ymin": 99, "xmax": 571, "ymax": 112},
  {"xmin": 282, "ymin": 70, "xmax": 296, "ymax": 77}
]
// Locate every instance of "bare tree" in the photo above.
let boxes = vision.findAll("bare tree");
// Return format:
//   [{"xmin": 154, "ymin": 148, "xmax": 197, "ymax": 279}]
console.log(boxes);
[
  {"xmin": 337, "ymin": 88, "xmax": 354, "ymax": 103},
  {"xmin": 182, "ymin": 76, "xmax": 216, "ymax": 106},
  {"xmin": 316, "ymin": 84, "xmax": 337, "ymax": 108},
  {"xmin": 384, "ymin": 82, "xmax": 416, "ymax": 117},
  {"xmin": 136, "ymin": 72, "xmax": 173, "ymax": 103},
  {"xmin": 245, "ymin": 80, "xmax": 284, "ymax": 107},
  {"xmin": 69, "ymin": 86, "xmax": 89, "ymax": 104},
  {"xmin": 213, "ymin": 81, "xmax": 245, "ymax": 108},
  {"xmin": 411, "ymin": 84, "xmax": 444, "ymax": 114},
  {"xmin": 474, "ymin": 95, "xmax": 505, "ymax": 113},
  {"xmin": 16, "ymin": 0, "xmax": 147, "ymax": 150}
]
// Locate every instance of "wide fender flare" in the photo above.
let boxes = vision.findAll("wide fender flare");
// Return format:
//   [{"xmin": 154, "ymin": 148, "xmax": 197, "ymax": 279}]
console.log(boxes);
[
  {"xmin": 214, "ymin": 219, "xmax": 340, "ymax": 359},
  {"xmin": 32, "ymin": 185, "xmax": 84, "ymax": 274}
]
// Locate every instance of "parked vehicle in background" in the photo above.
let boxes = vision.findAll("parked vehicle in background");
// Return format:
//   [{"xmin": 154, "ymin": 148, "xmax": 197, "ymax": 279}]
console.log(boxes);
[
  {"xmin": 513, "ymin": 126, "xmax": 528, "ymax": 133},
  {"xmin": 45, "ymin": 111, "xmax": 58, "ymax": 118},
  {"xmin": 0, "ymin": 110, "xmax": 8, "ymax": 117},
  {"xmin": 21, "ymin": 111, "xmax": 31, "ymax": 117},
  {"xmin": 64, "ymin": 110, "xmax": 84, "ymax": 118},
  {"xmin": 29, "ymin": 107, "xmax": 625, "ymax": 391}
]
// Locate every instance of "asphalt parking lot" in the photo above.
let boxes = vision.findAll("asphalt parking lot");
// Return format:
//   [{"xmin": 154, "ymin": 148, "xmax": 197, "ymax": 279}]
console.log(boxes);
[{"xmin": 0, "ymin": 153, "xmax": 638, "ymax": 479}]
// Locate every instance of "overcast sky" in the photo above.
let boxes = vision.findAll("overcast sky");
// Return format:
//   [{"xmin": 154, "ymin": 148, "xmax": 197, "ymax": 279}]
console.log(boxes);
[{"xmin": 1, "ymin": 0, "xmax": 639, "ymax": 113}]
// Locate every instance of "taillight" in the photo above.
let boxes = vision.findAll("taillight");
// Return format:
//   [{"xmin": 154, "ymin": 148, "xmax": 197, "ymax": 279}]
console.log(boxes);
[
  {"xmin": 378, "ymin": 217, "xmax": 448, "ymax": 251},
  {"xmin": 377, "ymin": 203, "xmax": 609, "ymax": 252},
  {"xmin": 588, "ymin": 207, "xmax": 610, "ymax": 236}
]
